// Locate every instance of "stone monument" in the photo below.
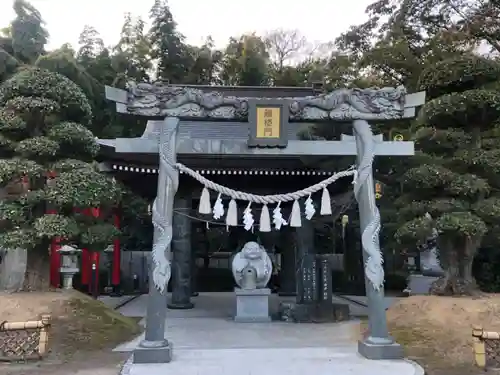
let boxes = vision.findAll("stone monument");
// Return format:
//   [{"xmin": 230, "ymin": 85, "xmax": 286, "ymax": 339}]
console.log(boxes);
[
  {"xmin": 231, "ymin": 241, "xmax": 272, "ymax": 322},
  {"xmin": 284, "ymin": 254, "xmax": 350, "ymax": 323}
]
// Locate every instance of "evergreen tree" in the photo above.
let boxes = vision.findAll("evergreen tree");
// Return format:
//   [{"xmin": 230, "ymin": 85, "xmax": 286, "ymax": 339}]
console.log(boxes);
[
  {"xmin": 184, "ymin": 36, "xmax": 223, "ymax": 85},
  {"xmin": 148, "ymin": 0, "xmax": 191, "ymax": 83},
  {"xmin": 10, "ymin": 0, "xmax": 48, "ymax": 64},
  {"xmin": 220, "ymin": 34, "xmax": 270, "ymax": 86},
  {"xmin": 113, "ymin": 13, "xmax": 152, "ymax": 84},
  {"xmin": 395, "ymin": 56, "xmax": 500, "ymax": 295},
  {"xmin": 77, "ymin": 25, "xmax": 104, "ymax": 67},
  {"xmin": 0, "ymin": 68, "xmax": 121, "ymax": 289}
]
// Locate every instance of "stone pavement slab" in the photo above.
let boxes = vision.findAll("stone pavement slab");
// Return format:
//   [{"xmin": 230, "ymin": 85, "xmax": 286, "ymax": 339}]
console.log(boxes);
[
  {"xmin": 116, "ymin": 293, "xmax": 423, "ymax": 375},
  {"xmin": 114, "ymin": 317, "xmax": 358, "ymax": 351},
  {"xmin": 121, "ymin": 347, "xmax": 424, "ymax": 375}
]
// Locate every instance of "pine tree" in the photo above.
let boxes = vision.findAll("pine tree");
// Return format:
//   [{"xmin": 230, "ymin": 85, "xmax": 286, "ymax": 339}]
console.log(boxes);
[{"xmin": 395, "ymin": 56, "xmax": 500, "ymax": 295}]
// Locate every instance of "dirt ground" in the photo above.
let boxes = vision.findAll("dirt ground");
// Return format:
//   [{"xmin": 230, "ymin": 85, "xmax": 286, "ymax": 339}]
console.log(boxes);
[
  {"xmin": 2, "ymin": 292, "xmax": 499, "ymax": 374},
  {"xmin": 377, "ymin": 294, "xmax": 500, "ymax": 375},
  {"xmin": 0, "ymin": 290, "xmax": 142, "ymax": 375}
]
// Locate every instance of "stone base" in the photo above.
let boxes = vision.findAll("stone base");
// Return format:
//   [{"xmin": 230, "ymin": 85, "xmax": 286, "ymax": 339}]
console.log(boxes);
[
  {"xmin": 167, "ymin": 301, "xmax": 194, "ymax": 309},
  {"xmin": 133, "ymin": 340, "xmax": 173, "ymax": 364},
  {"xmin": 234, "ymin": 287, "xmax": 271, "ymax": 322},
  {"xmin": 358, "ymin": 338, "xmax": 404, "ymax": 360},
  {"xmin": 121, "ymin": 347, "xmax": 423, "ymax": 375},
  {"xmin": 407, "ymin": 274, "xmax": 439, "ymax": 295},
  {"xmin": 278, "ymin": 302, "xmax": 350, "ymax": 323},
  {"xmin": 278, "ymin": 291, "xmax": 297, "ymax": 297}
]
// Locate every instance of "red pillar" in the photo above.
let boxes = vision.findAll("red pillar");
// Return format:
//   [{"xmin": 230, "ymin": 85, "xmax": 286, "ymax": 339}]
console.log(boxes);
[
  {"xmin": 89, "ymin": 207, "xmax": 101, "ymax": 295},
  {"xmin": 46, "ymin": 171, "xmax": 61, "ymax": 288},
  {"xmin": 49, "ymin": 226, "xmax": 61, "ymax": 288},
  {"xmin": 81, "ymin": 248, "xmax": 91, "ymax": 285},
  {"xmin": 112, "ymin": 211, "xmax": 121, "ymax": 286},
  {"xmin": 81, "ymin": 208, "xmax": 91, "ymax": 287},
  {"xmin": 91, "ymin": 251, "xmax": 100, "ymax": 297}
]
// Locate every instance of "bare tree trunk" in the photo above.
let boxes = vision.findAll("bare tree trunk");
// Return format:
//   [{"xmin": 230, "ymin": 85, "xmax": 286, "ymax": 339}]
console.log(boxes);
[
  {"xmin": 0, "ymin": 248, "xmax": 27, "ymax": 291},
  {"xmin": 430, "ymin": 236, "xmax": 481, "ymax": 296},
  {"xmin": 22, "ymin": 247, "xmax": 51, "ymax": 291},
  {"xmin": 0, "ymin": 183, "xmax": 29, "ymax": 292}
]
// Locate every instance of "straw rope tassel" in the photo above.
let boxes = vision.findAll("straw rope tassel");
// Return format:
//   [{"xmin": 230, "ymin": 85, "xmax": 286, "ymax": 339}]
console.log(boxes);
[
  {"xmin": 198, "ymin": 187, "xmax": 211, "ymax": 214},
  {"xmin": 290, "ymin": 200, "xmax": 302, "ymax": 227},
  {"xmin": 259, "ymin": 204, "xmax": 271, "ymax": 232},
  {"xmin": 226, "ymin": 199, "xmax": 238, "ymax": 227},
  {"xmin": 320, "ymin": 187, "xmax": 332, "ymax": 215}
]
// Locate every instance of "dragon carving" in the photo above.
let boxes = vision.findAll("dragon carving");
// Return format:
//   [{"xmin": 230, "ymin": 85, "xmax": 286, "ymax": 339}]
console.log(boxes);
[
  {"xmin": 125, "ymin": 81, "xmax": 407, "ymax": 122},
  {"xmin": 126, "ymin": 81, "xmax": 248, "ymax": 119},
  {"xmin": 289, "ymin": 86, "xmax": 407, "ymax": 121}
]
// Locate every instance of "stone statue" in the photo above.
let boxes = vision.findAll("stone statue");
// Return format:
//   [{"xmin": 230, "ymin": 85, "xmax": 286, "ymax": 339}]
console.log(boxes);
[
  {"xmin": 416, "ymin": 213, "xmax": 444, "ymax": 277},
  {"xmin": 419, "ymin": 228, "xmax": 444, "ymax": 276},
  {"xmin": 231, "ymin": 241, "xmax": 272, "ymax": 290}
]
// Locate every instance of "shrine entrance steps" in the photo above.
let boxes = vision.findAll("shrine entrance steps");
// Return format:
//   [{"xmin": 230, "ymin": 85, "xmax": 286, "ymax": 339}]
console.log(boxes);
[{"xmin": 115, "ymin": 293, "xmax": 421, "ymax": 375}]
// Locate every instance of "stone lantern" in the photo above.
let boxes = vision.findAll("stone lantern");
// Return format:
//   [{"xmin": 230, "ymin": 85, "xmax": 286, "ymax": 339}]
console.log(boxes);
[{"xmin": 58, "ymin": 245, "xmax": 81, "ymax": 289}]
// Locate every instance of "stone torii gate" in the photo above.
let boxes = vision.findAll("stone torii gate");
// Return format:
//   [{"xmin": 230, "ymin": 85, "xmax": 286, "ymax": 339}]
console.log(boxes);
[{"xmin": 104, "ymin": 83, "xmax": 425, "ymax": 364}]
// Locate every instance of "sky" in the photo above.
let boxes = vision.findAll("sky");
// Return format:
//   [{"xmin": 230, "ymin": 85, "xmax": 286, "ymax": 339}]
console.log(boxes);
[{"xmin": 0, "ymin": 0, "xmax": 374, "ymax": 50}]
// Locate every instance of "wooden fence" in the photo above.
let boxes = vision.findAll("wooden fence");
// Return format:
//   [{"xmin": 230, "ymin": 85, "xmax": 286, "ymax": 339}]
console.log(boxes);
[
  {"xmin": 473, "ymin": 325, "xmax": 500, "ymax": 369},
  {"xmin": 0, "ymin": 315, "xmax": 51, "ymax": 361}
]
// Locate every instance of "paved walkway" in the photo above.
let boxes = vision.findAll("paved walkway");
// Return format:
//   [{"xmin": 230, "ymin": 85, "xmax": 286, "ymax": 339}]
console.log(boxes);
[
  {"xmin": 122, "ymin": 347, "xmax": 423, "ymax": 375},
  {"xmin": 116, "ymin": 293, "xmax": 359, "ymax": 351},
  {"xmin": 116, "ymin": 293, "xmax": 421, "ymax": 375}
]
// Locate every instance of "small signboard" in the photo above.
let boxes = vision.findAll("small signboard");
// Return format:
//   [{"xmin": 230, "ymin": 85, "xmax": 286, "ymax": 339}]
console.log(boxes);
[
  {"xmin": 298, "ymin": 254, "xmax": 318, "ymax": 304},
  {"xmin": 248, "ymin": 99, "xmax": 289, "ymax": 148},
  {"xmin": 318, "ymin": 256, "xmax": 332, "ymax": 303}
]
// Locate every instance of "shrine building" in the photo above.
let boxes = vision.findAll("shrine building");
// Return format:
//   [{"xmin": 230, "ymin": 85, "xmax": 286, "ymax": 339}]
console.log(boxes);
[{"xmin": 91, "ymin": 83, "xmax": 365, "ymax": 301}]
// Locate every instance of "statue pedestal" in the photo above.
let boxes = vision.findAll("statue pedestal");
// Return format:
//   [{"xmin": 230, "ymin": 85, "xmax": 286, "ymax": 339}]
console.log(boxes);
[
  {"xmin": 278, "ymin": 302, "xmax": 350, "ymax": 323},
  {"xmin": 234, "ymin": 288, "xmax": 271, "ymax": 323},
  {"xmin": 408, "ymin": 274, "xmax": 440, "ymax": 295}
]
